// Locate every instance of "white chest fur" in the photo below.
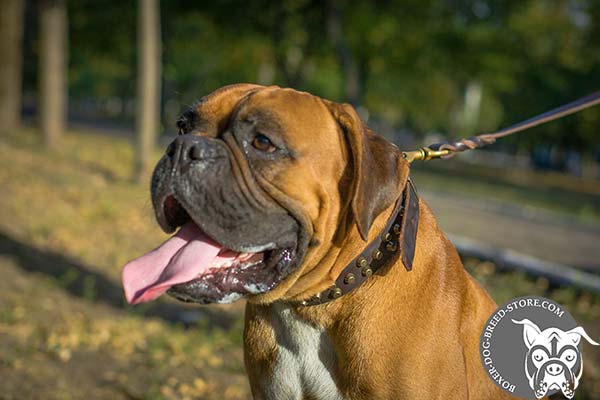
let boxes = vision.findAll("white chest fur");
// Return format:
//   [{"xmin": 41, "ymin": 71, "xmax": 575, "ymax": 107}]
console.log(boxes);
[{"xmin": 264, "ymin": 304, "xmax": 345, "ymax": 400}]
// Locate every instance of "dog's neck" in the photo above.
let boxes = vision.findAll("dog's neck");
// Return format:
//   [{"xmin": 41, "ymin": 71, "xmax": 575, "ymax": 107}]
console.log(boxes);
[
  {"xmin": 272, "ymin": 178, "xmax": 419, "ymax": 306},
  {"xmin": 298, "ymin": 179, "xmax": 419, "ymax": 306}
]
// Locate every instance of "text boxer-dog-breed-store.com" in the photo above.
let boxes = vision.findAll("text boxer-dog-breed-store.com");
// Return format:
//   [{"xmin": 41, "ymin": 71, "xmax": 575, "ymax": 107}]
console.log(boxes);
[{"xmin": 122, "ymin": 84, "xmax": 516, "ymax": 399}]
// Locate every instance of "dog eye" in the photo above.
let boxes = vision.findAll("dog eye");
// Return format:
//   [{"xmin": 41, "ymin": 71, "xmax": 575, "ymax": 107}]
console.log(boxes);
[
  {"xmin": 562, "ymin": 350, "xmax": 577, "ymax": 362},
  {"xmin": 252, "ymin": 134, "xmax": 277, "ymax": 153},
  {"xmin": 532, "ymin": 350, "xmax": 546, "ymax": 362}
]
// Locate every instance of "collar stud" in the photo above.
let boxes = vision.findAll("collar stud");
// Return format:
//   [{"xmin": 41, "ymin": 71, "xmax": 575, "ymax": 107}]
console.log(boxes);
[
  {"xmin": 372, "ymin": 249, "xmax": 383, "ymax": 261},
  {"xmin": 344, "ymin": 273, "xmax": 356, "ymax": 285},
  {"xmin": 330, "ymin": 287, "xmax": 343, "ymax": 299}
]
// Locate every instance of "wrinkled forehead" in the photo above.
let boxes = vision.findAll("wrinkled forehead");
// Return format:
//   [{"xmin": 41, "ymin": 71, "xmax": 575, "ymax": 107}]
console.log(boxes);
[
  {"xmin": 235, "ymin": 88, "xmax": 340, "ymax": 149},
  {"xmin": 179, "ymin": 84, "xmax": 263, "ymax": 136}
]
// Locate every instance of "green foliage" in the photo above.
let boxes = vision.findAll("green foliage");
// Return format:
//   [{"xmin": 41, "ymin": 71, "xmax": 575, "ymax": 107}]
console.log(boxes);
[
  {"xmin": 68, "ymin": 0, "xmax": 136, "ymax": 99},
  {"xmin": 25, "ymin": 0, "xmax": 600, "ymax": 153}
]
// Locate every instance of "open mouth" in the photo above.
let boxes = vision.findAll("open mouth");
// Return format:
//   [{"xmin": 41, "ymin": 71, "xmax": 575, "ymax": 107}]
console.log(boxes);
[{"xmin": 122, "ymin": 194, "xmax": 296, "ymax": 304}]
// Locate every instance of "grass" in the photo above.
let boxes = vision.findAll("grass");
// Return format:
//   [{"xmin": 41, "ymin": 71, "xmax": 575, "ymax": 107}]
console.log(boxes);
[
  {"xmin": 0, "ymin": 128, "xmax": 599, "ymax": 399},
  {"xmin": 0, "ymin": 128, "xmax": 248, "ymax": 399},
  {"xmin": 411, "ymin": 158, "xmax": 600, "ymax": 223}
]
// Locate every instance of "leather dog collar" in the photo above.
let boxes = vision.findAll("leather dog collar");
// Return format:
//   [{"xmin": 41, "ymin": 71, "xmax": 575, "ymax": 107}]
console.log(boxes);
[{"xmin": 300, "ymin": 178, "xmax": 420, "ymax": 306}]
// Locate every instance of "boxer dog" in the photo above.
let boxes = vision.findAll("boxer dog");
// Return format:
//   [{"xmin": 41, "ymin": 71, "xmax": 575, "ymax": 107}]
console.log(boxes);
[
  {"xmin": 122, "ymin": 84, "xmax": 513, "ymax": 399},
  {"xmin": 512, "ymin": 319, "xmax": 598, "ymax": 399}
]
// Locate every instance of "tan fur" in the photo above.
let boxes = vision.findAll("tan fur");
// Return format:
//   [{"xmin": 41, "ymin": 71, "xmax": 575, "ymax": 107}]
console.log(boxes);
[{"xmin": 191, "ymin": 84, "xmax": 515, "ymax": 399}]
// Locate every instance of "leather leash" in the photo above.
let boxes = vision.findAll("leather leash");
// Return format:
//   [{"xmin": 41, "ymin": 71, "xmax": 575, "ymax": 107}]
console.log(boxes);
[
  {"xmin": 403, "ymin": 91, "xmax": 600, "ymax": 163},
  {"xmin": 301, "ymin": 179, "xmax": 419, "ymax": 306}
]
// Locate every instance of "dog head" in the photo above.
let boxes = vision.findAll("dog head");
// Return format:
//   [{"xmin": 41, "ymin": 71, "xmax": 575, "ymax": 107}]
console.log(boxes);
[
  {"xmin": 512, "ymin": 318, "xmax": 599, "ymax": 399},
  {"xmin": 122, "ymin": 84, "xmax": 408, "ymax": 305}
]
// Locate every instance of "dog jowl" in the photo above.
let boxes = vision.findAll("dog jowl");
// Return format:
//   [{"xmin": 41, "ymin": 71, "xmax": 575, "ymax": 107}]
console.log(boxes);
[{"xmin": 512, "ymin": 318, "xmax": 599, "ymax": 399}]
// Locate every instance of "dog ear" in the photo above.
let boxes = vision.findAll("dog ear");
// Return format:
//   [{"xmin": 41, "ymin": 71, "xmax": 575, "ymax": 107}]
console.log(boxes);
[
  {"xmin": 512, "ymin": 319, "xmax": 542, "ymax": 349},
  {"xmin": 325, "ymin": 101, "xmax": 408, "ymax": 241},
  {"xmin": 565, "ymin": 326, "xmax": 600, "ymax": 346}
]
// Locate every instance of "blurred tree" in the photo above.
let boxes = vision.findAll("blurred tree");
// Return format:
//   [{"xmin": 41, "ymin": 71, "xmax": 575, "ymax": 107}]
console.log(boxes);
[
  {"xmin": 25, "ymin": 0, "xmax": 599, "ymax": 164},
  {"xmin": 135, "ymin": 0, "xmax": 161, "ymax": 182},
  {"xmin": 0, "ymin": 0, "xmax": 25, "ymax": 135},
  {"xmin": 497, "ymin": 0, "xmax": 600, "ymax": 155},
  {"xmin": 39, "ymin": 0, "xmax": 68, "ymax": 148},
  {"xmin": 327, "ymin": 0, "xmax": 361, "ymax": 106},
  {"xmin": 68, "ymin": 0, "xmax": 135, "ymax": 108},
  {"xmin": 266, "ymin": 0, "xmax": 321, "ymax": 89}
]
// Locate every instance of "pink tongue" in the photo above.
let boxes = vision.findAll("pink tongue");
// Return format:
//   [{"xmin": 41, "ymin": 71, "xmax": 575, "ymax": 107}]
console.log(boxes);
[{"xmin": 122, "ymin": 222, "xmax": 231, "ymax": 305}]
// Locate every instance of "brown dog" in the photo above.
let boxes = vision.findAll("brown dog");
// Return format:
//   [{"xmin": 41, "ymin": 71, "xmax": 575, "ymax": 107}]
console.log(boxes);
[{"xmin": 122, "ymin": 84, "xmax": 513, "ymax": 399}]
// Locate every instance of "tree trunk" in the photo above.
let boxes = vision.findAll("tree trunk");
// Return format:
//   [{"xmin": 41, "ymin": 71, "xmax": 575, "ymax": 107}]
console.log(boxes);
[
  {"xmin": 270, "ymin": 2, "xmax": 308, "ymax": 89},
  {"xmin": 135, "ymin": 0, "xmax": 161, "ymax": 182},
  {"xmin": 0, "ymin": 0, "xmax": 25, "ymax": 135},
  {"xmin": 457, "ymin": 80, "xmax": 482, "ymax": 137},
  {"xmin": 39, "ymin": 0, "xmax": 68, "ymax": 148}
]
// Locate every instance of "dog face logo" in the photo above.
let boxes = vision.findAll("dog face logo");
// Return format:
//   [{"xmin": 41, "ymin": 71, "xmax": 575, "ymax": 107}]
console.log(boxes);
[
  {"xmin": 512, "ymin": 319, "xmax": 599, "ymax": 399},
  {"xmin": 480, "ymin": 296, "xmax": 598, "ymax": 398}
]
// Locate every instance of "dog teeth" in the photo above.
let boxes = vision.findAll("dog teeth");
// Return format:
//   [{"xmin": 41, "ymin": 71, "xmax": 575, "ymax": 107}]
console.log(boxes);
[
  {"xmin": 240, "ymin": 260, "xmax": 261, "ymax": 270},
  {"xmin": 238, "ymin": 252, "xmax": 256, "ymax": 262}
]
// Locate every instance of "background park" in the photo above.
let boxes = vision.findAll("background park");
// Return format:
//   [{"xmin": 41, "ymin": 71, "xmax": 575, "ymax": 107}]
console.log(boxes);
[{"xmin": 0, "ymin": 0, "xmax": 599, "ymax": 399}]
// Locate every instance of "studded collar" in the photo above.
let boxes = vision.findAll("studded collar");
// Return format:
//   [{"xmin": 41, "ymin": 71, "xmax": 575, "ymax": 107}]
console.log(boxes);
[{"xmin": 300, "ymin": 178, "xmax": 420, "ymax": 306}]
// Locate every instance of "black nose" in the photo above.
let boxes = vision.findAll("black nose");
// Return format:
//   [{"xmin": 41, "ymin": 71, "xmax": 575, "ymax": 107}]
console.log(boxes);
[
  {"xmin": 166, "ymin": 135, "xmax": 206, "ymax": 163},
  {"xmin": 545, "ymin": 363, "xmax": 564, "ymax": 376}
]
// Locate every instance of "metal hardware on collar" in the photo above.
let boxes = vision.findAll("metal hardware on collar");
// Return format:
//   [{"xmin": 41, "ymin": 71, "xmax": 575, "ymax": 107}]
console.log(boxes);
[
  {"xmin": 344, "ymin": 273, "xmax": 356, "ymax": 284},
  {"xmin": 403, "ymin": 147, "xmax": 450, "ymax": 163},
  {"xmin": 330, "ymin": 287, "xmax": 343, "ymax": 299},
  {"xmin": 403, "ymin": 91, "xmax": 600, "ymax": 163},
  {"xmin": 300, "ymin": 178, "xmax": 420, "ymax": 306},
  {"xmin": 372, "ymin": 249, "xmax": 383, "ymax": 260},
  {"xmin": 386, "ymin": 241, "xmax": 397, "ymax": 252}
]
